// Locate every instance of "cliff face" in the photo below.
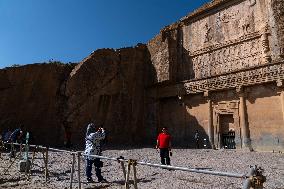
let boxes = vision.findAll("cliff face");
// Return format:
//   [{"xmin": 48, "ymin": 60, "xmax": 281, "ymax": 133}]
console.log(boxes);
[
  {"xmin": 272, "ymin": 0, "xmax": 284, "ymax": 59},
  {"xmin": 64, "ymin": 45, "xmax": 156, "ymax": 146},
  {"xmin": 0, "ymin": 64, "xmax": 73, "ymax": 146},
  {"xmin": 147, "ymin": 29, "xmax": 192, "ymax": 84},
  {"xmin": 147, "ymin": 34, "xmax": 171, "ymax": 83},
  {"xmin": 0, "ymin": 45, "xmax": 156, "ymax": 146},
  {"xmin": 0, "ymin": 43, "xmax": 157, "ymax": 146}
]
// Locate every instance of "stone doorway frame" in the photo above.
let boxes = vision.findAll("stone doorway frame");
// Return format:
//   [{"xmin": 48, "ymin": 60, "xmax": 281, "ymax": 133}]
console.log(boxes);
[{"xmin": 213, "ymin": 100, "xmax": 241, "ymax": 149}]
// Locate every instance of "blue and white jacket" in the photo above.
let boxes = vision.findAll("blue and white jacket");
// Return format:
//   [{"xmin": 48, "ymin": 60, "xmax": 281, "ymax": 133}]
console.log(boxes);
[{"xmin": 84, "ymin": 129, "xmax": 106, "ymax": 160}]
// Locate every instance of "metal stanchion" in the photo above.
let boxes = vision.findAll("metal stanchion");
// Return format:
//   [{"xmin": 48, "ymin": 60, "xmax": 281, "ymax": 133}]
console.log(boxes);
[
  {"xmin": 243, "ymin": 166, "xmax": 255, "ymax": 189},
  {"xmin": 117, "ymin": 156, "xmax": 126, "ymax": 181},
  {"xmin": 69, "ymin": 153, "xmax": 76, "ymax": 189},
  {"xmin": 125, "ymin": 160, "xmax": 132, "ymax": 189},
  {"xmin": 120, "ymin": 161, "xmax": 127, "ymax": 181},
  {"xmin": 124, "ymin": 159, "xmax": 138, "ymax": 189},
  {"xmin": 19, "ymin": 143, "xmax": 23, "ymax": 158},
  {"xmin": 243, "ymin": 166, "xmax": 266, "ymax": 189},
  {"xmin": 132, "ymin": 160, "xmax": 138, "ymax": 189},
  {"xmin": 77, "ymin": 152, "xmax": 81, "ymax": 189},
  {"xmin": 43, "ymin": 147, "xmax": 49, "ymax": 182},
  {"xmin": 27, "ymin": 146, "xmax": 38, "ymax": 180}
]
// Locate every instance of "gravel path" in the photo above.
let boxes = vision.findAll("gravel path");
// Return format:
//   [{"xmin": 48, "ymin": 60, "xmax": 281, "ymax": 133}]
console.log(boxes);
[{"xmin": 0, "ymin": 148, "xmax": 283, "ymax": 189}]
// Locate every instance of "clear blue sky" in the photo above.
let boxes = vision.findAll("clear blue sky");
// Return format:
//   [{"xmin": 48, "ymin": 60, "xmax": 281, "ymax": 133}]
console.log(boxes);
[{"xmin": 0, "ymin": 0, "xmax": 210, "ymax": 68}]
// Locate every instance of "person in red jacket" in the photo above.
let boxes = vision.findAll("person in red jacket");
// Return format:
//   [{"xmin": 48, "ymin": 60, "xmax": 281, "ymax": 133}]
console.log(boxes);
[{"xmin": 156, "ymin": 127, "xmax": 172, "ymax": 165}]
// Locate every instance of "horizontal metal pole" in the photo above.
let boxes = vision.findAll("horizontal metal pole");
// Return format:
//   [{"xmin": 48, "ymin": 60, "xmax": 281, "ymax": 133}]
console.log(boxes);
[
  {"xmin": 4, "ymin": 142, "xmax": 44, "ymax": 149},
  {"xmin": 81, "ymin": 153, "xmax": 126, "ymax": 162},
  {"xmin": 48, "ymin": 147, "xmax": 74, "ymax": 153},
  {"xmin": 82, "ymin": 153, "xmax": 246, "ymax": 178},
  {"xmin": 4, "ymin": 143, "xmax": 246, "ymax": 179},
  {"xmin": 4, "ymin": 142, "xmax": 72, "ymax": 153},
  {"xmin": 137, "ymin": 161, "xmax": 245, "ymax": 178}
]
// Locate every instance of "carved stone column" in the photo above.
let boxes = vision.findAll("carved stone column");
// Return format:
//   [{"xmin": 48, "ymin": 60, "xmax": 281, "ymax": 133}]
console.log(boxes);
[
  {"xmin": 204, "ymin": 91, "xmax": 214, "ymax": 149},
  {"xmin": 276, "ymin": 80, "xmax": 284, "ymax": 122},
  {"xmin": 261, "ymin": 23, "xmax": 271, "ymax": 64},
  {"xmin": 208, "ymin": 99, "xmax": 214, "ymax": 148},
  {"xmin": 280, "ymin": 91, "xmax": 284, "ymax": 121},
  {"xmin": 237, "ymin": 87, "xmax": 252, "ymax": 151}
]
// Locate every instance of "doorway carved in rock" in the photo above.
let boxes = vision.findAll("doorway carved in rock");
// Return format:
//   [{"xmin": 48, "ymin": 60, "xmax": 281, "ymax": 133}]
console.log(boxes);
[{"xmin": 213, "ymin": 100, "xmax": 241, "ymax": 149}]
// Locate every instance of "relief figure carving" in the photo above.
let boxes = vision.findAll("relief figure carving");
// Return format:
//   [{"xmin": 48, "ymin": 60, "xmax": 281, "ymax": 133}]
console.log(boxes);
[
  {"xmin": 240, "ymin": 11, "xmax": 254, "ymax": 34},
  {"xmin": 204, "ymin": 23, "xmax": 213, "ymax": 43},
  {"xmin": 220, "ymin": 10, "xmax": 239, "ymax": 24}
]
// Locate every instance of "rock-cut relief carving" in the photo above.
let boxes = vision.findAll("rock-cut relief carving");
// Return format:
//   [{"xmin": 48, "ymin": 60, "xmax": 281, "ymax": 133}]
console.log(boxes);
[
  {"xmin": 220, "ymin": 10, "xmax": 240, "ymax": 39},
  {"xmin": 240, "ymin": 11, "xmax": 254, "ymax": 35},
  {"xmin": 190, "ymin": 36, "xmax": 263, "ymax": 78},
  {"xmin": 184, "ymin": 63, "xmax": 284, "ymax": 94},
  {"xmin": 188, "ymin": 0, "xmax": 270, "ymax": 79},
  {"xmin": 240, "ymin": 0, "xmax": 257, "ymax": 36},
  {"xmin": 204, "ymin": 23, "xmax": 213, "ymax": 43}
]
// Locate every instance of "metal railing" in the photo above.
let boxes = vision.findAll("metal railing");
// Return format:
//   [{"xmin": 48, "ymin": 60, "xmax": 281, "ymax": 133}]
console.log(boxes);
[{"xmin": 0, "ymin": 142, "xmax": 266, "ymax": 189}]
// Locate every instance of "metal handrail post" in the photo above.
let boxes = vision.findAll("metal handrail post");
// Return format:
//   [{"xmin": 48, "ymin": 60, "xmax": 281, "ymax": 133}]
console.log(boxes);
[
  {"xmin": 69, "ymin": 153, "xmax": 76, "ymax": 189},
  {"xmin": 77, "ymin": 152, "xmax": 81, "ymax": 189},
  {"xmin": 243, "ymin": 166, "xmax": 255, "ymax": 189}
]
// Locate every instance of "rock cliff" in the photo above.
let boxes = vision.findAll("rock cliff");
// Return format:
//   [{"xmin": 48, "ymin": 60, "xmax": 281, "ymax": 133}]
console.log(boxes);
[
  {"xmin": 64, "ymin": 44, "xmax": 157, "ymax": 146},
  {"xmin": 0, "ymin": 63, "xmax": 73, "ymax": 145},
  {"xmin": 0, "ymin": 44, "xmax": 157, "ymax": 146}
]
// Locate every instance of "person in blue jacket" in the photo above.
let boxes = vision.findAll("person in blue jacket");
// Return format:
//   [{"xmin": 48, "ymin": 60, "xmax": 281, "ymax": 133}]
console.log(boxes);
[{"xmin": 84, "ymin": 123, "xmax": 107, "ymax": 183}]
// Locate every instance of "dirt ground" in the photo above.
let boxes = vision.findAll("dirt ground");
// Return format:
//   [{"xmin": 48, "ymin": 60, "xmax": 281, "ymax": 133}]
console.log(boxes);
[{"xmin": 0, "ymin": 148, "xmax": 284, "ymax": 189}]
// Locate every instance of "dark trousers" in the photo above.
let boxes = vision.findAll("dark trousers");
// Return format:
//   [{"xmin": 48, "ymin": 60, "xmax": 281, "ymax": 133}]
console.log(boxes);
[
  {"xmin": 195, "ymin": 139, "xmax": 199, "ymax": 149},
  {"xmin": 159, "ymin": 148, "xmax": 171, "ymax": 165},
  {"xmin": 86, "ymin": 158, "xmax": 103, "ymax": 181}
]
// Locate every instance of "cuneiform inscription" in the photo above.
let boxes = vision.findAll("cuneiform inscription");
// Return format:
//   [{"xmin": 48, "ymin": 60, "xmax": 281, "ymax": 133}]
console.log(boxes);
[{"xmin": 184, "ymin": 62, "xmax": 284, "ymax": 94}]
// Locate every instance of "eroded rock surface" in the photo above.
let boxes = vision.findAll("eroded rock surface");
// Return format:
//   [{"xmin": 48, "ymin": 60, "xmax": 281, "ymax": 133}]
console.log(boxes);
[
  {"xmin": 64, "ymin": 45, "xmax": 157, "ymax": 146},
  {"xmin": 0, "ymin": 64, "xmax": 73, "ymax": 146}
]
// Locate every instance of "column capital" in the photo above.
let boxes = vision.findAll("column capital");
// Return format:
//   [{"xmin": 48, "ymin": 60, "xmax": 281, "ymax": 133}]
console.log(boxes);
[
  {"xmin": 203, "ymin": 90, "xmax": 209, "ymax": 97},
  {"xmin": 204, "ymin": 91, "xmax": 213, "ymax": 101},
  {"xmin": 276, "ymin": 79, "xmax": 284, "ymax": 88},
  {"xmin": 236, "ymin": 86, "xmax": 246, "ymax": 97},
  {"xmin": 236, "ymin": 86, "xmax": 243, "ymax": 93}
]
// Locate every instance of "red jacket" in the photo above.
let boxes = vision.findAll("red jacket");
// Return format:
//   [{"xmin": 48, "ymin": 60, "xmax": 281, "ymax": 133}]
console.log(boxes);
[{"xmin": 157, "ymin": 133, "xmax": 171, "ymax": 148}]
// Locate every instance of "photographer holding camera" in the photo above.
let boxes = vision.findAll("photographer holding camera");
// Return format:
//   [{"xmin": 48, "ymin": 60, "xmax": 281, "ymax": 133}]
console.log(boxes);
[{"xmin": 84, "ymin": 122, "xmax": 107, "ymax": 183}]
